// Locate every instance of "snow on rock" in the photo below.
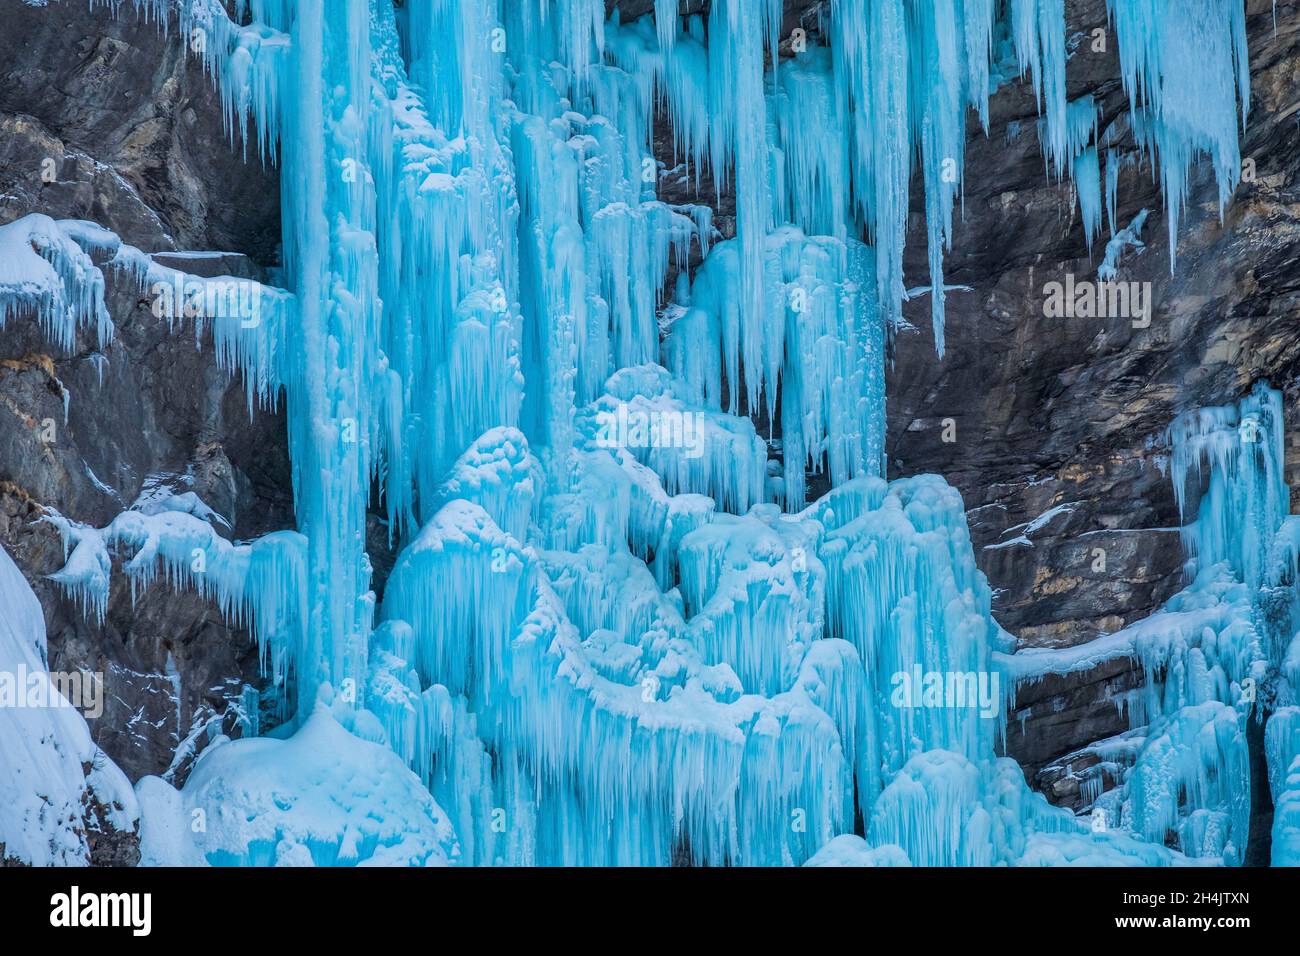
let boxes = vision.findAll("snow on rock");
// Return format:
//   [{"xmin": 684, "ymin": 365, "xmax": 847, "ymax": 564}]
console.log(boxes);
[
  {"xmin": 0, "ymin": 213, "xmax": 114, "ymax": 351},
  {"xmin": 0, "ymin": 542, "xmax": 137, "ymax": 865},
  {"xmin": 0, "ymin": 211, "xmax": 294, "ymax": 413},
  {"xmin": 43, "ymin": 499, "xmax": 308, "ymax": 713}
]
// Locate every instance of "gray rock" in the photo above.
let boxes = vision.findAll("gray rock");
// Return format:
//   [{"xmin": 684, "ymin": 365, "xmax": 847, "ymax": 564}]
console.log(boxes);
[{"xmin": 0, "ymin": 0, "xmax": 280, "ymax": 257}]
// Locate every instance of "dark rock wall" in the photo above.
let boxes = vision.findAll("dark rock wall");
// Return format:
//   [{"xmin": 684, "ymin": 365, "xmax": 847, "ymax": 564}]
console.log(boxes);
[
  {"xmin": 889, "ymin": 0, "xmax": 1300, "ymax": 652},
  {"xmin": 882, "ymin": 0, "xmax": 1300, "ymax": 784},
  {"xmin": 0, "ymin": 0, "xmax": 281, "ymax": 258}
]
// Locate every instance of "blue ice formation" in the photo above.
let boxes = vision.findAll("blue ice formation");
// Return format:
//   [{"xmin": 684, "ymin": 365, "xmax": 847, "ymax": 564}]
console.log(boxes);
[
  {"xmin": 0, "ymin": 215, "xmax": 116, "ymax": 352},
  {"xmin": 4, "ymin": 0, "xmax": 1272, "ymax": 866}
]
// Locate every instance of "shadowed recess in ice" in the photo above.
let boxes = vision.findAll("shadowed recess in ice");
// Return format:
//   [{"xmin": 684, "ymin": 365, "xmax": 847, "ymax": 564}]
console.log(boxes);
[{"xmin": 12, "ymin": 0, "xmax": 1268, "ymax": 866}]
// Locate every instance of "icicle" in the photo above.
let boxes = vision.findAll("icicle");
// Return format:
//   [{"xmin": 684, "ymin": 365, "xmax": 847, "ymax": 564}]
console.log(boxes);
[
  {"xmin": 1107, "ymin": 0, "xmax": 1250, "ymax": 270},
  {"xmin": 0, "ymin": 215, "xmax": 115, "ymax": 352},
  {"xmin": 1167, "ymin": 382, "xmax": 1288, "ymax": 591}
]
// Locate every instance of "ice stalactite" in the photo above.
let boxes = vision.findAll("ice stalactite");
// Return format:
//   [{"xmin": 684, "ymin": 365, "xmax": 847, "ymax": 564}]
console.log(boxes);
[
  {"xmin": 145, "ymin": 257, "xmax": 295, "ymax": 412},
  {"xmin": 1168, "ymin": 382, "xmax": 1289, "ymax": 594},
  {"xmin": 1120, "ymin": 701, "xmax": 1250, "ymax": 860},
  {"xmin": 374, "ymin": 425, "xmax": 858, "ymax": 865},
  {"xmin": 25, "ymin": 0, "xmax": 1261, "ymax": 866},
  {"xmin": 1074, "ymin": 146, "xmax": 1103, "ymax": 248},
  {"xmin": 706, "ymin": 0, "xmax": 773, "ymax": 413},
  {"xmin": 0, "ymin": 213, "xmax": 306, "ymax": 705},
  {"xmin": 664, "ymin": 228, "xmax": 885, "ymax": 508},
  {"xmin": 604, "ymin": 14, "xmax": 888, "ymax": 499},
  {"xmin": 814, "ymin": 475, "xmax": 1009, "ymax": 802},
  {"xmin": 1106, "ymin": 0, "xmax": 1251, "ymax": 268},
  {"xmin": 1266, "ymin": 707, "xmax": 1300, "ymax": 864}
]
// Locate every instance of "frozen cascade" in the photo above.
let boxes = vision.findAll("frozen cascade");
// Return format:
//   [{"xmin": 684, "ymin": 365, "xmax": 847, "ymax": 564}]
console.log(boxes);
[
  {"xmin": 19, "ymin": 0, "xmax": 1264, "ymax": 866},
  {"xmin": 1267, "ymin": 707, "xmax": 1300, "ymax": 865},
  {"xmin": 1163, "ymin": 384, "xmax": 1300, "ymax": 864},
  {"xmin": 1168, "ymin": 382, "xmax": 1289, "ymax": 594}
]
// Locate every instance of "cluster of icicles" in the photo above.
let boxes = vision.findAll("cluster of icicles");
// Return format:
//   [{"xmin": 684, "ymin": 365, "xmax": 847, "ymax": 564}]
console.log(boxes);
[{"xmin": 10, "ymin": 0, "xmax": 1284, "ymax": 865}]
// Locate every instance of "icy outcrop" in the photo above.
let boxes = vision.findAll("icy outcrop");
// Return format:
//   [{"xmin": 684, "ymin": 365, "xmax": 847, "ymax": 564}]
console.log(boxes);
[
  {"xmin": 0, "ymin": 214, "xmax": 114, "ymax": 352},
  {"xmin": 0, "ymin": 213, "xmax": 294, "ymax": 408},
  {"xmin": 379, "ymin": 490, "xmax": 855, "ymax": 866},
  {"xmin": 1007, "ymin": 383, "xmax": 1300, "ymax": 865},
  {"xmin": 42, "ymin": 495, "xmax": 308, "ymax": 722},
  {"xmin": 134, "ymin": 703, "xmax": 459, "ymax": 866}
]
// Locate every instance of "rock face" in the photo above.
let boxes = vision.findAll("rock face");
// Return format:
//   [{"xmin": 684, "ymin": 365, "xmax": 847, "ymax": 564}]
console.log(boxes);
[
  {"xmin": 0, "ymin": 0, "xmax": 1297, "ymax": 849},
  {"xmin": 0, "ymin": 0, "xmax": 281, "ymax": 258},
  {"xmin": 0, "ymin": 256, "xmax": 293, "ymax": 789},
  {"xmin": 888, "ymin": 0, "xmax": 1300, "ymax": 640}
]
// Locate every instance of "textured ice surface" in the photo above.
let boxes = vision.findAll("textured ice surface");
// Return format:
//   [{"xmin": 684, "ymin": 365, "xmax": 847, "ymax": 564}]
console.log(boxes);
[
  {"xmin": 1008, "ymin": 384, "xmax": 1299, "ymax": 865},
  {"xmin": 0, "ymin": 214, "xmax": 114, "ymax": 351}
]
